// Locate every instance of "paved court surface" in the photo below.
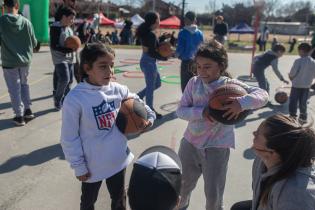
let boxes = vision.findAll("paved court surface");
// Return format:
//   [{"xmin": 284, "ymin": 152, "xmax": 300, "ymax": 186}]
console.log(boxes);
[{"xmin": 0, "ymin": 47, "xmax": 314, "ymax": 210}]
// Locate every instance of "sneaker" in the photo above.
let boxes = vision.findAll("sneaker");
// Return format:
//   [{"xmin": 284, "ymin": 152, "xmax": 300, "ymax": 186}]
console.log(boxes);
[
  {"xmin": 13, "ymin": 116, "xmax": 26, "ymax": 126},
  {"xmin": 298, "ymin": 118, "xmax": 307, "ymax": 125},
  {"xmin": 24, "ymin": 108, "xmax": 35, "ymax": 120}
]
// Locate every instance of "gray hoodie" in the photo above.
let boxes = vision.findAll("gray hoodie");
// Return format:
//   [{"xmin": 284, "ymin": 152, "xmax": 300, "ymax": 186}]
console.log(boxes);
[
  {"xmin": 252, "ymin": 157, "xmax": 315, "ymax": 210},
  {"xmin": 0, "ymin": 14, "xmax": 37, "ymax": 67}
]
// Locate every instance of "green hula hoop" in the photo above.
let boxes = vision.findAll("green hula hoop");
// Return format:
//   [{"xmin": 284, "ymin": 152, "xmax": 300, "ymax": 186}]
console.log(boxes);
[
  {"xmin": 114, "ymin": 68, "xmax": 124, "ymax": 74},
  {"xmin": 136, "ymin": 66, "xmax": 165, "ymax": 71},
  {"xmin": 160, "ymin": 75, "xmax": 181, "ymax": 84}
]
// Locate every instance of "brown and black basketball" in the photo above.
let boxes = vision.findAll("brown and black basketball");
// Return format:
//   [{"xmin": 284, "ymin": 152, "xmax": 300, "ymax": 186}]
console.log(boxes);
[
  {"xmin": 64, "ymin": 35, "xmax": 81, "ymax": 50},
  {"xmin": 158, "ymin": 42, "xmax": 174, "ymax": 58},
  {"xmin": 208, "ymin": 83, "xmax": 250, "ymax": 125},
  {"xmin": 116, "ymin": 98, "xmax": 148, "ymax": 134},
  {"xmin": 274, "ymin": 91, "xmax": 288, "ymax": 104}
]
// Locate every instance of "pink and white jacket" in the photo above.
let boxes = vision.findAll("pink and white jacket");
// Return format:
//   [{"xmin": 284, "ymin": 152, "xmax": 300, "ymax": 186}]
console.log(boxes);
[{"xmin": 176, "ymin": 76, "xmax": 269, "ymax": 149}]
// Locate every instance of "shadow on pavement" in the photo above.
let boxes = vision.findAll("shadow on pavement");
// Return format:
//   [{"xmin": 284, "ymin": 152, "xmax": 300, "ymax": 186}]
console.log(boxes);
[
  {"xmin": 0, "ymin": 94, "xmax": 53, "ymax": 110},
  {"xmin": 0, "ymin": 144, "xmax": 65, "ymax": 174},
  {"xmin": 235, "ymin": 103, "xmax": 289, "ymax": 128},
  {"xmin": 0, "ymin": 107, "xmax": 57, "ymax": 131},
  {"xmin": 127, "ymin": 111, "xmax": 178, "ymax": 141}
]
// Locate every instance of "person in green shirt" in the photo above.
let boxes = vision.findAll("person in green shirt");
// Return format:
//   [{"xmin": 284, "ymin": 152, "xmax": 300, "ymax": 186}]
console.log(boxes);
[{"xmin": 0, "ymin": 0, "xmax": 37, "ymax": 126}]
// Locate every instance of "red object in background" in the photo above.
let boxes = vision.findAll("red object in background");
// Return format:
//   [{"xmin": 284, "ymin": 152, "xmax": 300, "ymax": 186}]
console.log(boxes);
[
  {"xmin": 87, "ymin": 13, "xmax": 115, "ymax": 26},
  {"xmin": 159, "ymin": 16, "xmax": 181, "ymax": 29}
]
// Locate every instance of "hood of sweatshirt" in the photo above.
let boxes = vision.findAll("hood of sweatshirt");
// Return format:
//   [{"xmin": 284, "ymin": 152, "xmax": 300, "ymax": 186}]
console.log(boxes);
[
  {"xmin": 184, "ymin": 25, "xmax": 199, "ymax": 34},
  {"xmin": 1, "ymin": 14, "xmax": 25, "ymax": 33}
]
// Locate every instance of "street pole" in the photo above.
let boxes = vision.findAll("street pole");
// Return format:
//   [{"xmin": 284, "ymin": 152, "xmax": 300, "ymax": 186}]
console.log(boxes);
[
  {"xmin": 153, "ymin": 0, "xmax": 156, "ymax": 11},
  {"xmin": 181, "ymin": 0, "xmax": 185, "ymax": 28}
]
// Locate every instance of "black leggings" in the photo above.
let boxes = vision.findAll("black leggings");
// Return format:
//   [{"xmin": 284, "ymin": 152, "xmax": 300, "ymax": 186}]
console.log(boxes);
[{"xmin": 230, "ymin": 200, "xmax": 252, "ymax": 210}]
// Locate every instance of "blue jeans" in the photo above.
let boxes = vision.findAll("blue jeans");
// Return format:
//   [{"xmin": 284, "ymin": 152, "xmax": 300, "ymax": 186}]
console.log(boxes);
[
  {"xmin": 3, "ymin": 66, "xmax": 31, "ymax": 117},
  {"xmin": 137, "ymin": 53, "xmax": 161, "ymax": 109},
  {"xmin": 53, "ymin": 63, "xmax": 73, "ymax": 106},
  {"xmin": 289, "ymin": 87, "xmax": 309, "ymax": 120},
  {"xmin": 253, "ymin": 68, "xmax": 269, "ymax": 93}
]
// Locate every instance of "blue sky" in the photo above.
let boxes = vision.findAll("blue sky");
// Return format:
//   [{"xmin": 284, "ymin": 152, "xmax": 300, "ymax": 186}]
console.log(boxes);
[{"xmin": 164, "ymin": 0, "xmax": 314, "ymax": 14}]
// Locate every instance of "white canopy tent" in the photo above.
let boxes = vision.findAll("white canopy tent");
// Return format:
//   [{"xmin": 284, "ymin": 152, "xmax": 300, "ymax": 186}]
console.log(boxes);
[{"xmin": 114, "ymin": 14, "xmax": 144, "ymax": 29}]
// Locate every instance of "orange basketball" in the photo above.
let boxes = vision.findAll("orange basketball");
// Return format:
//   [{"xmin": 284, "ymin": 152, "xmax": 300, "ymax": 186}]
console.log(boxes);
[
  {"xmin": 158, "ymin": 42, "xmax": 174, "ymax": 58},
  {"xmin": 275, "ymin": 91, "xmax": 288, "ymax": 104},
  {"xmin": 116, "ymin": 98, "xmax": 148, "ymax": 134},
  {"xmin": 208, "ymin": 83, "xmax": 250, "ymax": 124},
  {"xmin": 64, "ymin": 36, "xmax": 81, "ymax": 50}
]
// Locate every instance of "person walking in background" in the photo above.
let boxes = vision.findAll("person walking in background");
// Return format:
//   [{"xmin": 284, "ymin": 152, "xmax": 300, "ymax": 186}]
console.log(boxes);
[
  {"xmin": 288, "ymin": 37, "xmax": 297, "ymax": 53},
  {"xmin": 176, "ymin": 11, "xmax": 204, "ymax": 92},
  {"xmin": 0, "ymin": 0, "xmax": 37, "ymax": 126},
  {"xmin": 50, "ymin": 6, "xmax": 76, "ymax": 110},
  {"xmin": 136, "ymin": 12, "xmax": 169, "ymax": 119},
  {"xmin": 231, "ymin": 114, "xmax": 315, "ymax": 210},
  {"xmin": 259, "ymin": 26, "xmax": 269, "ymax": 51},
  {"xmin": 288, "ymin": 43, "xmax": 315, "ymax": 124},
  {"xmin": 176, "ymin": 41, "xmax": 268, "ymax": 210},
  {"xmin": 213, "ymin": 15, "xmax": 228, "ymax": 45},
  {"xmin": 61, "ymin": 43, "xmax": 155, "ymax": 210}
]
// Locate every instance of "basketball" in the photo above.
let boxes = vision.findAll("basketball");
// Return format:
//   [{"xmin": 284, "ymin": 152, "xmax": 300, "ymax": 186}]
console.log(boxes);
[
  {"xmin": 208, "ymin": 83, "xmax": 250, "ymax": 125},
  {"xmin": 158, "ymin": 42, "xmax": 174, "ymax": 58},
  {"xmin": 116, "ymin": 98, "xmax": 148, "ymax": 134},
  {"xmin": 64, "ymin": 36, "xmax": 81, "ymax": 50},
  {"xmin": 274, "ymin": 91, "xmax": 288, "ymax": 104}
]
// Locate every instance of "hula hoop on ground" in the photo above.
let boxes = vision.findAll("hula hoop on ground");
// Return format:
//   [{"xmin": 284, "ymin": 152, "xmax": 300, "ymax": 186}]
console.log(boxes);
[
  {"xmin": 160, "ymin": 75, "xmax": 180, "ymax": 84},
  {"xmin": 136, "ymin": 66, "xmax": 165, "ymax": 71},
  {"xmin": 114, "ymin": 68, "xmax": 124, "ymax": 74},
  {"xmin": 122, "ymin": 71, "xmax": 144, "ymax": 78}
]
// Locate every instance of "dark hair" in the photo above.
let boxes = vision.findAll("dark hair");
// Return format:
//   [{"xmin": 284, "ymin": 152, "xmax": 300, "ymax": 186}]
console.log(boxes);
[
  {"xmin": 136, "ymin": 12, "xmax": 159, "ymax": 39},
  {"xmin": 185, "ymin": 11, "xmax": 196, "ymax": 22},
  {"xmin": 260, "ymin": 114, "xmax": 315, "ymax": 204},
  {"xmin": 298, "ymin": 42, "xmax": 312, "ymax": 53},
  {"xmin": 195, "ymin": 40, "xmax": 231, "ymax": 78},
  {"xmin": 55, "ymin": 6, "xmax": 76, "ymax": 21},
  {"xmin": 79, "ymin": 43, "xmax": 115, "ymax": 81},
  {"xmin": 4, "ymin": 0, "xmax": 19, "ymax": 7},
  {"xmin": 271, "ymin": 43, "xmax": 286, "ymax": 53},
  {"xmin": 128, "ymin": 165, "xmax": 179, "ymax": 210}
]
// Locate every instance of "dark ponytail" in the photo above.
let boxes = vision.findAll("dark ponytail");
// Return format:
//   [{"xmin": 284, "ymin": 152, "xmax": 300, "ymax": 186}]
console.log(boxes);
[{"xmin": 136, "ymin": 12, "xmax": 159, "ymax": 39}]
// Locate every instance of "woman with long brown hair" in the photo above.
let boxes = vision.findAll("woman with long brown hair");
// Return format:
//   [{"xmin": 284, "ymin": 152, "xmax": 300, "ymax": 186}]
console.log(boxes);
[{"xmin": 231, "ymin": 113, "xmax": 315, "ymax": 210}]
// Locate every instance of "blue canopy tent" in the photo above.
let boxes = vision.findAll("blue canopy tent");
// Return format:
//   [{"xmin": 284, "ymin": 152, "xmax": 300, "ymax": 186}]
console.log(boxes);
[{"xmin": 229, "ymin": 22, "xmax": 254, "ymax": 41}]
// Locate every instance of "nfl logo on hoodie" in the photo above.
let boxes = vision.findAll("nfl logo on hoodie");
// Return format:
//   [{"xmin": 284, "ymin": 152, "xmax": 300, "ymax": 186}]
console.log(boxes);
[{"xmin": 93, "ymin": 100, "xmax": 116, "ymax": 130}]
